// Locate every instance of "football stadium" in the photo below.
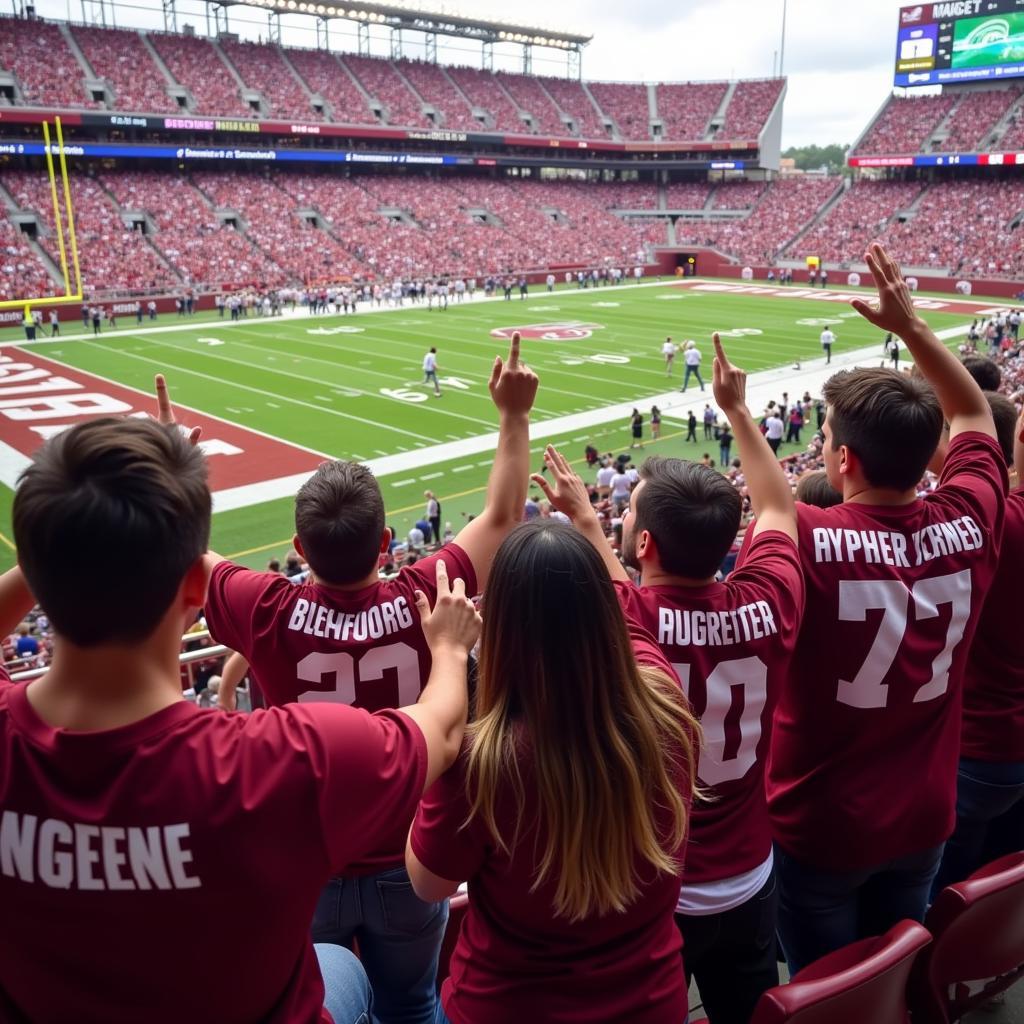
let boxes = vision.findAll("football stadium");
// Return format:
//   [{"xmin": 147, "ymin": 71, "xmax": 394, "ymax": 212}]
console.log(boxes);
[{"xmin": 0, "ymin": 0, "xmax": 1023, "ymax": 1020}]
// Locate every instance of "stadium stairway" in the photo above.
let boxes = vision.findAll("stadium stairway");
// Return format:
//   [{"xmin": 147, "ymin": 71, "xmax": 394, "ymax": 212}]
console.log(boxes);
[
  {"xmin": 709, "ymin": 80, "xmax": 737, "ymax": 141},
  {"xmin": 212, "ymin": 39, "xmax": 258, "ymax": 117},
  {"xmin": 581, "ymin": 80, "xmax": 614, "ymax": 140},
  {"xmin": 139, "ymin": 33, "xmax": 181, "ymax": 98},
  {"xmin": 57, "ymin": 23, "xmax": 97, "ymax": 97},
  {"xmin": 278, "ymin": 46, "xmax": 328, "ymax": 120}
]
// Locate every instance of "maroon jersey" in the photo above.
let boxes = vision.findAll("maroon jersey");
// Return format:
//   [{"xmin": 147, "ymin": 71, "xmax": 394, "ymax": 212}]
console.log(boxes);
[
  {"xmin": 204, "ymin": 546, "xmax": 476, "ymax": 873},
  {"xmin": 410, "ymin": 621, "xmax": 691, "ymax": 1024},
  {"xmin": 768, "ymin": 432, "xmax": 1007, "ymax": 871},
  {"xmin": 0, "ymin": 667, "xmax": 425, "ymax": 1024},
  {"xmin": 615, "ymin": 530, "xmax": 804, "ymax": 885},
  {"xmin": 960, "ymin": 488, "xmax": 1024, "ymax": 762}
]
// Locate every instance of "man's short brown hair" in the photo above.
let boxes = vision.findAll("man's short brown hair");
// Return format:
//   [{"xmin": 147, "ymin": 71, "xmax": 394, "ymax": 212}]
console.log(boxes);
[
  {"xmin": 823, "ymin": 368, "xmax": 943, "ymax": 490},
  {"xmin": 13, "ymin": 418, "xmax": 210, "ymax": 647},
  {"xmin": 635, "ymin": 456, "xmax": 741, "ymax": 579},
  {"xmin": 294, "ymin": 461, "xmax": 385, "ymax": 585}
]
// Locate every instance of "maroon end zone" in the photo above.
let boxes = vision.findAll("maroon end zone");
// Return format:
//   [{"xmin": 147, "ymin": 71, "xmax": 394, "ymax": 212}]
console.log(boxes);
[{"xmin": 0, "ymin": 348, "xmax": 328, "ymax": 494}]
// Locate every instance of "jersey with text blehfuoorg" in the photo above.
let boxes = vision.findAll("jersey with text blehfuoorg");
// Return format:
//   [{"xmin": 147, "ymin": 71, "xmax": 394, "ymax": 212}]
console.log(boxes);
[
  {"xmin": 204, "ymin": 544, "xmax": 476, "ymax": 873},
  {"xmin": 960, "ymin": 488, "xmax": 1024, "ymax": 762},
  {"xmin": 0, "ymin": 667, "xmax": 425, "ymax": 1024},
  {"xmin": 767, "ymin": 432, "xmax": 1006, "ymax": 871},
  {"xmin": 614, "ymin": 531, "xmax": 803, "ymax": 885}
]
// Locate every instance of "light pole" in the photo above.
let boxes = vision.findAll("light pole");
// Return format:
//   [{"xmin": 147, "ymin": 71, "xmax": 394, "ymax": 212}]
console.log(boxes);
[{"xmin": 780, "ymin": 0, "xmax": 788, "ymax": 76}]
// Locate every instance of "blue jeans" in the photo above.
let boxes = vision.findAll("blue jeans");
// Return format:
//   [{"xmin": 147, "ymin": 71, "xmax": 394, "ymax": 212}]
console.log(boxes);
[
  {"xmin": 933, "ymin": 758, "xmax": 1024, "ymax": 896},
  {"xmin": 682, "ymin": 365, "xmax": 704, "ymax": 391},
  {"xmin": 775, "ymin": 843, "xmax": 943, "ymax": 976},
  {"xmin": 313, "ymin": 868, "xmax": 448, "ymax": 1024},
  {"xmin": 316, "ymin": 943, "xmax": 373, "ymax": 1024}
]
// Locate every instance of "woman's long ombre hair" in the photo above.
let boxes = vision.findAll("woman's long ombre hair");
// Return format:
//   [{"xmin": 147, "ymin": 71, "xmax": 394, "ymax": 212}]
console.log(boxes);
[{"xmin": 466, "ymin": 521, "xmax": 700, "ymax": 922}]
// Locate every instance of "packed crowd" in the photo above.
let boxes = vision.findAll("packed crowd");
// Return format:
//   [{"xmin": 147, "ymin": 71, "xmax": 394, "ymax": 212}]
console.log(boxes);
[
  {"xmin": 220, "ymin": 38, "xmax": 322, "ymax": 122},
  {"xmin": 0, "ymin": 17, "xmax": 93, "ymax": 108},
  {"xmin": 1, "ymin": 247, "xmax": 1020, "ymax": 1024},
  {"xmin": 717, "ymin": 78, "xmax": 785, "ymax": 139},
  {"xmin": 853, "ymin": 93, "xmax": 958, "ymax": 156},
  {"xmin": 588, "ymin": 81, "xmax": 651, "ymax": 139},
  {"xmin": 71, "ymin": 25, "xmax": 178, "ymax": 114},
  {"xmin": 656, "ymin": 81, "xmax": 728, "ymax": 142},
  {"xmin": 149, "ymin": 32, "xmax": 251, "ymax": 118},
  {"xmin": 283, "ymin": 47, "xmax": 379, "ymax": 126},
  {"xmin": 393, "ymin": 59, "xmax": 481, "ymax": 132}
]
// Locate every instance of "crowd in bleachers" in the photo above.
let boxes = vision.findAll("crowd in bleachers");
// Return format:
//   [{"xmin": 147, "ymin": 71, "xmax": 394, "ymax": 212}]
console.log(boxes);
[
  {"xmin": 71, "ymin": 25, "xmax": 177, "ymax": 114},
  {"xmin": 710, "ymin": 179, "xmax": 769, "ymax": 209},
  {"xmin": 220, "ymin": 39, "xmax": 321, "ymax": 122},
  {"xmin": 656, "ymin": 81, "xmax": 727, "ymax": 141},
  {"xmin": 343, "ymin": 53, "xmax": 429, "ymax": 128},
  {"xmin": 494, "ymin": 69, "xmax": 568, "ymax": 135},
  {"xmin": 284, "ymin": 47, "xmax": 378, "ymax": 126},
  {"xmin": 2, "ymin": 249, "xmax": 1021, "ymax": 1024},
  {"xmin": 665, "ymin": 181, "xmax": 715, "ymax": 209},
  {"xmin": 446, "ymin": 65, "xmax": 523, "ymax": 132},
  {"xmin": 717, "ymin": 78, "xmax": 784, "ymax": 139},
  {"xmin": 0, "ymin": 17, "xmax": 91, "ymax": 108},
  {"xmin": 0, "ymin": 218, "xmax": 59, "ymax": 302},
  {"xmin": 536, "ymin": 74, "xmax": 607, "ymax": 138},
  {"xmin": 588, "ymin": 81, "xmax": 650, "ymax": 139},
  {"xmin": 854, "ymin": 93, "xmax": 957, "ymax": 155},
  {"xmin": 149, "ymin": 32, "xmax": 250, "ymax": 118},
  {"xmin": 393, "ymin": 59, "xmax": 479, "ymax": 132},
  {"xmin": 940, "ymin": 87, "xmax": 1021, "ymax": 153}
]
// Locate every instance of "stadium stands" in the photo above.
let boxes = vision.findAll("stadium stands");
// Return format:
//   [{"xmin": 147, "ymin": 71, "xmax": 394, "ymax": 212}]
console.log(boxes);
[
  {"xmin": 494, "ymin": 70, "xmax": 569, "ymax": 135},
  {"xmin": 656, "ymin": 81, "xmax": 728, "ymax": 141},
  {"xmin": 717, "ymin": 78, "xmax": 784, "ymax": 139},
  {"xmin": 219, "ymin": 39, "xmax": 321, "ymax": 121},
  {"xmin": 712, "ymin": 180, "xmax": 769, "ymax": 209},
  {"xmin": 940, "ymin": 87, "xmax": 1022, "ymax": 153},
  {"xmin": 71, "ymin": 26, "xmax": 177, "ymax": 113},
  {"xmin": 343, "ymin": 54, "xmax": 428, "ymax": 128},
  {"xmin": 394, "ymin": 59, "xmax": 479, "ymax": 132},
  {"xmin": 149, "ymin": 33, "xmax": 250, "ymax": 117},
  {"xmin": 0, "ymin": 218, "xmax": 59, "ymax": 303},
  {"xmin": 5, "ymin": 169, "xmax": 178, "ymax": 293},
  {"xmin": 537, "ymin": 75, "xmax": 607, "ymax": 139},
  {"xmin": 791, "ymin": 180, "xmax": 925, "ymax": 265},
  {"xmin": 854, "ymin": 93, "xmax": 957, "ymax": 155},
  {"xmin": 665, "ymin": 182, "xmax": 715, "ymax": 209},
  {"xmin": 0, "ymin": 17, "xmax": 92, "ymax": 109},
  {"xmin": 98, "ymin": 170, "xmax": 286, "ymax": 288},
  {"xmin": 283, "ymin": 47, "xmax": 379, "ymax": 126},
  {"xmin": 675, "ymin": 176, "xmax": 839, "ymax": 263},
  {"xmin": 598, "ymin": 181, "xmax": 661, "ymax": 209},
  {"xmin": 588, "ymin": 81, "xmax": 651, "ymax": 140},
  {"xmin": 446, "ymin": 65, "xmax": 524, "ymax": 132}
]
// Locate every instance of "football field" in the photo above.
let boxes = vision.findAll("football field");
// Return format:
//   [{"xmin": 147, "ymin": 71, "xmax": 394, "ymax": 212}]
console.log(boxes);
[{"xmin": 0, "ymin": 278, "xmax": 989, "ymax": 572}]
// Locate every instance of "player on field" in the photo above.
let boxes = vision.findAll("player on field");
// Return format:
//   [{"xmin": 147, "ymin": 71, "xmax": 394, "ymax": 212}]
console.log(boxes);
[
  {"xmin": 932, "ymin": 396, "xmax": 1024, "ymax": 892},
  {"xmin": 423, "ymin": 346, "xmax": 442, "ymax": 397},
  {"xmin": 0, "ymin": 393, "xmax": 482, "ymax": 1024},
  {"xmin": 202, "ymin": 335, "xmax": 538, "ymax": 1024},
  {"xmin": 765, "ymin": 244, "xmax": 1007, "ymax": 973},
  {"xmin": 819, "ymin": 325, "xmax": 835, "ymax": 365},
  {"xmin": 662, "ymin": 336, "xmax": 677, "ymax": 376},
  {"xmin": 538, "ymin": 334, "xmax": 803, "ymax": 1024}
]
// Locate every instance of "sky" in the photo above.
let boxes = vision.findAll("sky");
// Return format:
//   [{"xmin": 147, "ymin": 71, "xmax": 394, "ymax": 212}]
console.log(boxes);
[{"xmin": 29, "ymin": 0, "xmax": 908, "ymax": 148}]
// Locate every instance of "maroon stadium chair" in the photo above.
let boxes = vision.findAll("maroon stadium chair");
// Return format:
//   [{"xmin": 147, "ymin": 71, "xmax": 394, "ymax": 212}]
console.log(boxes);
[
  {"xmin": 437, "ymin": 892, "xmax": 469, "ymax": 991},
  {"xmin": 750, "ymin": 920, "xmax": 931, "ymax": 1024},
  {"xmin": 910, "ymin": 852, "xmax": 1024, "ymax": 1023}
]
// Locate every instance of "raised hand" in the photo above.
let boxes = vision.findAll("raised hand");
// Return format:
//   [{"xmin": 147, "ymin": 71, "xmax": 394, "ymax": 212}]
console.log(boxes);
[
  {"xmin": 712, "ymin": 333, "xmax": 747, "ymax": 416},
  {"xmin": 414, "ymin": 559, "xmax": 481, "ymax": 655},
  {"xmin": 489, "ymin": 331, "xmax": 539, "ymax": 416},
  {"xmin": 531, "ymin": 445, "xmax": 592, "ymax": 521},
  {"xmin": 850, "ymin": 243, "xmax": 927, "ymax": 338},
  {"xmin": 155, "ymin": 374, "xmax": 202, "ymax": 446}
]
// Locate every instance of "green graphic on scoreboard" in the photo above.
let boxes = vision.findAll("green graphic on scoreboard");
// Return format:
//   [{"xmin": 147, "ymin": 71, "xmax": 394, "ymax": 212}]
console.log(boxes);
[{"xmin": 952, "ymin": 12, "xmax": 1024, "ymax": 69}]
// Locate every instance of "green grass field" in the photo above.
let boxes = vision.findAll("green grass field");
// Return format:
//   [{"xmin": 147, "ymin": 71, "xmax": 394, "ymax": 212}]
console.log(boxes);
[{"xmin": 0, "ymin": 279, "xmax": 979, "ymax": 573}]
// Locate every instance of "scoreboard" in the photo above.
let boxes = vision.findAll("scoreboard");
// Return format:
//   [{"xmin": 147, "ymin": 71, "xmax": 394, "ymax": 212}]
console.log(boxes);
[{"xmin": 895, "ymin": 0, "xmax": 1024, "ymax": 85}]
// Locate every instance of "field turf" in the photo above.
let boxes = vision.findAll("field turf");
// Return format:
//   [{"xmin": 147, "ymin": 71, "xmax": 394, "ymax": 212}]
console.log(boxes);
[{"xmin": 0, "ymin": 279, "xmax": 978, "ymax": 572}]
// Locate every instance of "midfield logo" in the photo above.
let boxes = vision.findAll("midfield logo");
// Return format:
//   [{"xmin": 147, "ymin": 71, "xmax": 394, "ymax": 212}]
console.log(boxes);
[{"xmin": 490, "ymin": 322, "xmax": 605, "ymax": 341}]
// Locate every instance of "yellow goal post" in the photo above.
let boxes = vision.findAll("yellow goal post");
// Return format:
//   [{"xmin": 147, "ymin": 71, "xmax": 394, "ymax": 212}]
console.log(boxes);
[{"xmin": 0, "ymin": 116, "xmax": 84, "ymax": 316}]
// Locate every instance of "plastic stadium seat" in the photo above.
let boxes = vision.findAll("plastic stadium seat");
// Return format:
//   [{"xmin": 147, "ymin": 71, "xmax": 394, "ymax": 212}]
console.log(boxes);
[
  {"xmin": 437, "ymin": 892, "xmax": 469, "ymax": 990},
  {"xmin": 910, "ymin": 852, "xmax": 1024, "ymax": 1023},
  {"xmin": 750, "ymin": 920, "xmax": 931, "ymax": 1024}
]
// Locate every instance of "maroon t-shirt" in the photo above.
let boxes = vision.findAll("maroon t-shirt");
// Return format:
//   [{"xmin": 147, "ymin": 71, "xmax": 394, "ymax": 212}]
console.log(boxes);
[
  {"xmin": 410, "ymin": 620, "xmax": 692, "ymax": 1024},
  {"xmin": 204, "ymin": 546, "xmax": 476, "ymax": 874},
  {"xmin": 768, "ymin": 432, "xmax": 1006, "ymax": 871},
  {"xmin": 0, "ymin": 667, "xmax": 425, "ymax": 1024},
  {"xmin": 960, "ymin": 488, "xmax": 1024, "ymax": 762},
  {"xmin": 615, "ymin": 530, "xmax": 804, "ymax": 884}
]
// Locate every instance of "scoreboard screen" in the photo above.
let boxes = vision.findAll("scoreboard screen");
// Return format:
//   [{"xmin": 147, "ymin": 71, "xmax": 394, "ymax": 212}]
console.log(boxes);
[{"xmin": 895, "ymin": 1, "xmax": 1024, "ymax": 85}]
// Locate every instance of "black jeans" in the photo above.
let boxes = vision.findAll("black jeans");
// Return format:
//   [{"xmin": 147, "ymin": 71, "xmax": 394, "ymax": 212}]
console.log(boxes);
[
  {"xmin": 676, "ymin": 871, "xmax": 779, "ymax": 1024},
  {"xmin": 776, "ymin": 843, "xmax": 942, "ymax": 976}
]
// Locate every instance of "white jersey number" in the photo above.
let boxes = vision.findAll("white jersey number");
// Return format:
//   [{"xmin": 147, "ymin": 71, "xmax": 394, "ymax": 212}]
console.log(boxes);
[
  {"xmin": 673, "ymin": 657, "xmax": 769, "ymax": 786},
  {"xmin": 295, "ymin": 643, "xmax": 420, "ymax": 706},
  {"xmin": 836, "ymin": 569, "xmax": 972, "ymax": 709}
]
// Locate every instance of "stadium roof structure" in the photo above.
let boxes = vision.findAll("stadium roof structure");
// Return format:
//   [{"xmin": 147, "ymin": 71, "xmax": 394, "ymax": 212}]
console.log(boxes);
[{"xmin": 237, "ymin": 0, "xmax": 591, "ymax": 49}]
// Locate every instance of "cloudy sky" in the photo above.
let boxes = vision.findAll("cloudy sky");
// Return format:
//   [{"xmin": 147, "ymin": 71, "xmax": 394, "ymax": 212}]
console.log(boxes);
[{"xmin": 32, "ymin": 0, "xmax": 907, "ymax": 147}]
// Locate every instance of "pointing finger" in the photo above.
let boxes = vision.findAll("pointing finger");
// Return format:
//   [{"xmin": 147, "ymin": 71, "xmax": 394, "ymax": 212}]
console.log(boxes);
[
  {"xmin": 435, "ymin": 558, "xmax": 450, "ymax": 597},
  {"xmin": 507, "ymin": 331, "xmax": 521, "ymax": 370},
  {"xmin": 155, "ymin": 374, "xmax": 173, "ymax": 424}
]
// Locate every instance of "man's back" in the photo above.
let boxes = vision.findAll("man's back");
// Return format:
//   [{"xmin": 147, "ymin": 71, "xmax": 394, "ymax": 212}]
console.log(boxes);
[
  {"xmin": 768, "ymin": 432, "xmax": 1006, "ymax": 870},
  {"xmin": 616, "ymin": 530, "xmax": 803, "ymax": 891},
  {"xmin": 960, "ymin": 487, "xmax": 1024, "ymax": 761},
  {"xmin": 0, "ymin": 673, "xmax": 425, "ymax": 1024}
]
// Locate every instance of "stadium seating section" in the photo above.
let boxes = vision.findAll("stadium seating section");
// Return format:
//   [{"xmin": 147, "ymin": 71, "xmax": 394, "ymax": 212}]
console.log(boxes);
[
  {"xmin": 656, "ymin": 81, "xmax": 728, "ymax": 142},
  {"xmin": 219, "ymin": 39, "xmax": 322, "ymax": 122},
  {"xmin": 853, "ymin": 94, "xmax": 958, "ymax": 155},
  {"xmin": 71, "ymin": 26, "xmax": 178, "ymax": 114},
  {"xmin": 0, "ymin": 18, "xmax": 93, "ymax": 108},
  {"xmin": 149, "ymin": 33, "xmax": 250, "ymax": 118},
  {"xmin": 283, "ymin": 48, "xmax": 378, "ymax": 126}
]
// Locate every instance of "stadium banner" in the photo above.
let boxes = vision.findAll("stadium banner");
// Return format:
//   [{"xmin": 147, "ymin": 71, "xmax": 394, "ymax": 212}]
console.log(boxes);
[
  {"xmin": 895, "ymin": 0, "xmax": 1024, "ymax": 86},
  {"xmin": 848, "ymin": 151, "xmax": 1024, "ymax": 167},
  {"xmin": 0, "ymin": 107, "xmax": 759, "ymax": 157},
  {"xmin": 0, "ymin": 348, "xmax": 328, "ymax": 506}
]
